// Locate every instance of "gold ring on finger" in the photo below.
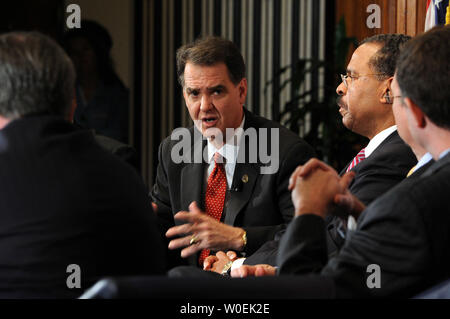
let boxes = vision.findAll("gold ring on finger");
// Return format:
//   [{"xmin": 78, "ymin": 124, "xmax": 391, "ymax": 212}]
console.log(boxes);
[{"xmin": 190, "ymin": 234, "xmax": 198, "ymax": 245}]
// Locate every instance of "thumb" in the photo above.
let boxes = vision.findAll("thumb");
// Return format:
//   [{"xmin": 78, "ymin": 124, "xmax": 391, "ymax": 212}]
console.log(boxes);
[{"xmin": 226, "ymin": 250, "xmax": 237, "ymax": 261}]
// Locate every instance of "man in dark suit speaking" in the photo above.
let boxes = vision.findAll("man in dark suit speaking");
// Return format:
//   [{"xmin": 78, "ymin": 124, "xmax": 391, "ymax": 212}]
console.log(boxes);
[{"xmin": 151, "ymin": 36, "xmax": 314, "ymax": 269}]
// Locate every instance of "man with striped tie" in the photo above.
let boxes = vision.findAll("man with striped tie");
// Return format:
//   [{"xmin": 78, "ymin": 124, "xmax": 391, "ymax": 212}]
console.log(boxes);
[
  {"xmin": 231, "ymin": 26, "xmax": 450, "ymax": 298},
  {"xmin": 326, "ymin": 34, "xmax": 417, "ymax": 254}
]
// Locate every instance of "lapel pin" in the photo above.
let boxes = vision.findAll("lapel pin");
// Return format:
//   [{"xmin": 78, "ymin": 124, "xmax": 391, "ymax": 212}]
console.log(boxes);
[{"xmin": 241, "ymin": 174, "xmax": 249, "ymax": 183}]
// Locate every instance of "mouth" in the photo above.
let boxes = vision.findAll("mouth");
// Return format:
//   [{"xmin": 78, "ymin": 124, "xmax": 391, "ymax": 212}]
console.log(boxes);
[
  {"xmin": 338, "ymin": 108, "xmax": 347, "ymax": 118},
  {"xmin": 201, "ymin": 116, "xmax": 218, "ymax": 128},
  {"xmin": 336, "ymin": 97, "xmax": 347, "ymax": 115}
]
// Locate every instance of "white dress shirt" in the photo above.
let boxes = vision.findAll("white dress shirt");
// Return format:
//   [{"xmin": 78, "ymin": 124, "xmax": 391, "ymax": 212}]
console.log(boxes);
[{"xmin": 205, "ymin": 116, "xmax": 245, "ymax": 188}]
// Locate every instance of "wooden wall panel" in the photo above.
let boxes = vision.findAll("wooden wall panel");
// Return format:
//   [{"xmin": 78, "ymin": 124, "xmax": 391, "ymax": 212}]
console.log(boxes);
[
  {"xmin": 405, "ymin": 0, "xmax": 418, "ymax": 35},
  {"xmin": 336, "ymin": 0, "xmax": 393, "ymax": 41},
  {"xmin": 397, "ymin": 0, "xmax": 407, "ymax": 34},
  {"xmin": 416, "ymin": 0, "xmax": 426, "ymax": 34},
  {"xmin": 336, "ymin": 0, "xmax": 428, "ymax": 43}
]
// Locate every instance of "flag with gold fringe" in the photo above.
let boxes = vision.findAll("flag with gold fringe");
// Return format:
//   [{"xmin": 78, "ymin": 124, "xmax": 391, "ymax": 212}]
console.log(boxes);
[{"xmin": 425, "ymin": 0, "xmax": 450, "ymax": 31}]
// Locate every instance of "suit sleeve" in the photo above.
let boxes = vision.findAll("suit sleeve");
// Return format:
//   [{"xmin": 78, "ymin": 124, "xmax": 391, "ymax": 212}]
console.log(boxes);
[
  {"xmin": 150, "ymin": 140, "xmax": 188, "ymax": 269},
  {"xmin": 277, "ymin": 215, "xmax": 328, "ymax": 274},
  {"xmin": 150, "ymin": 139, "xmax": 175, "ymax": 236},
  {"xmin": 278, "ymin": 184, "xmax": 431, "ymax": 298},
  {"xmin": 244, "ymin": 141, "xmax": 316, "ymax": 264}
]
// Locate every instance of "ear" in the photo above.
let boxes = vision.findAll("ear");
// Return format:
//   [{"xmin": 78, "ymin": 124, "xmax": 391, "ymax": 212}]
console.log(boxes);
[
  {"xmin": 404, "ymin": 97, "xmax": 426, "ymax": 129},
  {"xmin": 380, "ymin": 77, "xmax": 393, "ymax": 104},
  {"xmin": 238, "ymin": 78, "xmax": 248, "ymax": 104}
]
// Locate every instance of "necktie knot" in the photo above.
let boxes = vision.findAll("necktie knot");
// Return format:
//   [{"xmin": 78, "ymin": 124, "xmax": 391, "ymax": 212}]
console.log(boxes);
[{"xmin": 214, "ymin": 152, "xmax": 225, "ymax": 164}]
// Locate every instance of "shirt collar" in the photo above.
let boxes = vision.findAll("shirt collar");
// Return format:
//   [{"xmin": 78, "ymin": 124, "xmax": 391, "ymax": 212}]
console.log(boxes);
[
  {"xmin": 207, "ymin": 115, "xmax": 246, "ymax": 164},
  {"xmin": 439, "ymin": 148, "xmax": 450, "ymax": 160},
  {"xmin": 416, "ymin": 152, "xmax": 433, "ymax": 170},
  {"xmin": 364, "ymin": 125, "xmax": 397, "ymax": 158}
]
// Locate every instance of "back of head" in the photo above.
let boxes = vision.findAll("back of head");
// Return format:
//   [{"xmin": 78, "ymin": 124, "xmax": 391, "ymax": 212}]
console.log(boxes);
[
  {"xmin": 360, "ymin": 33, "xmax": 412, "ymax": 78},
  {"xmin": 396, "ymin": 26, "xmax": 450, "ymax": 129},
  {"xmin": 176, "ymin": 36, "xmax": 246, "ymax": 87},
  {"xmin": 0, "ymin": 32, "xmax": 75, "ymax": 120}
]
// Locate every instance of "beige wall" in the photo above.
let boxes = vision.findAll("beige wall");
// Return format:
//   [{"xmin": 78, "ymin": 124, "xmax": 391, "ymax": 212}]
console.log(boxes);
[{"xmin": 64, "ymin": 0, "xmax": 134, "ymax": 88}]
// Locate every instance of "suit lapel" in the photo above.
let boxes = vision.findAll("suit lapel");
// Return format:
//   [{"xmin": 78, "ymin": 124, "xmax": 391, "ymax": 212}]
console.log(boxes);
[
  {"xmin": 224, "ymin": 163, "xmax": 259, "ymax": 225},
  {"xmin": 224, "ymin": 109, "xmax": 261, "ymax": 225},
  {"xmin": 340, "ymin": 130, "xmax": 399, "ymax": 177},
  {"xmin": 180, "ymin": 131, "xmax": 206, "ymax": 213}
]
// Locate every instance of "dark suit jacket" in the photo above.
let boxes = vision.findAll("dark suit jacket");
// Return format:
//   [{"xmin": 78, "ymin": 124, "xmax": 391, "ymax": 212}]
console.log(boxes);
[
  {"xmin": 278, "ymin": 153, "xmax": 450, "ymax": 298},
  {"xmin": 151, "ymin": 108, "xmax": 315, "ymax": 268},
  {"xmin": 0, "ymin": 116, "xmax": 165, "ymax": 298},
  {"xmin": 326, "ymin": 130, "xmax": 417, "ymax": 254}
]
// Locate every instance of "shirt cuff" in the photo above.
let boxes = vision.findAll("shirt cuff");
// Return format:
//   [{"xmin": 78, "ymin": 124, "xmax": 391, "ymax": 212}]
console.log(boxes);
[
  {"xmin": 347, "ymin": 215, "xmax": 357, "ymax": 231},
  {"xmin": 231, "ymin": 258, "xmax": 246, "ymax": 271}
]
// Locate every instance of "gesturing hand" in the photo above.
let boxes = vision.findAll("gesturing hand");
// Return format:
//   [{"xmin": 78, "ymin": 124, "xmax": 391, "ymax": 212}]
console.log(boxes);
[{"xmin": 166, "ymin": 202, "xmax": 246, "ymax": 258}]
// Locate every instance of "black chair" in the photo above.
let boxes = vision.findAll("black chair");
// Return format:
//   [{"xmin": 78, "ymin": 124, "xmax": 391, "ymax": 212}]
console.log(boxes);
[{"xmin": 79, "ymin": 275, "xmax": 335, "ymax": 299}]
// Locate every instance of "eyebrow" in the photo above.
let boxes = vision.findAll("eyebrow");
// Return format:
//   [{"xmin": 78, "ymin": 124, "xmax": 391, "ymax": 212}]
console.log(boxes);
[
  {"xmin": 185, "ymin": 85, "xmax": 226, "ymax": 94},
  {"xmin": 185, "ymin": 87, "xmax": 198, "ymax": 94},
  {"xmin": 207, "ymin": 85, "xmax": 226, "ymax": 93},
  {"xmin": 346, "ymin": 69, "xmax": 357, "ymax": 75}
]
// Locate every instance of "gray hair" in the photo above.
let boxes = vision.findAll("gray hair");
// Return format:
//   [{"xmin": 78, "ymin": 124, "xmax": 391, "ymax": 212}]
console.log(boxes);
[{"xmin": 0, "ymin": 32, "xmax": 75, "ymax": 119}]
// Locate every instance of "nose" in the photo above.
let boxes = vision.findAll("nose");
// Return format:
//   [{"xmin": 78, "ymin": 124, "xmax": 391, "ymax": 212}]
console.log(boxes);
[
  {"xmin": 200, "ymin": 95, "xmax": 213, "ymax": 112},
  {"xmin": 336, "ymin": 81, "xmax": 346, "ymax": 96}
]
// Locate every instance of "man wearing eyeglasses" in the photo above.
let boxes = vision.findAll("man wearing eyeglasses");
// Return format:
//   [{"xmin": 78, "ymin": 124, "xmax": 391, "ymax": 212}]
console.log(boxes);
[
  {"xmin": 230, "ymin": 35, "xmax": 424, "ymax": 280},
  {"xmin": 324, "ymin": 34, "xmax": 418, "ymax": 254}
]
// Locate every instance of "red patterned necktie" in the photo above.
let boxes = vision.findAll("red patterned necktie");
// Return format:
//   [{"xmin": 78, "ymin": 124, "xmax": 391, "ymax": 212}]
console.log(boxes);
[
  {"xmin": 346, "ymin": 148, "xmax": 366, "ymax": 172},
  {"xmin": 198, "ymin": 152, "xmax": 227, "ymax": 265}
]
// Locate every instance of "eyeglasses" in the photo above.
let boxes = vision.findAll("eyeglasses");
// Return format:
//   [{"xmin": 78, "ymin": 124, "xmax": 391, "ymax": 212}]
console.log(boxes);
[{"xmin": 340, "ymin": 73, "xmax": 387, "ymax": 88}]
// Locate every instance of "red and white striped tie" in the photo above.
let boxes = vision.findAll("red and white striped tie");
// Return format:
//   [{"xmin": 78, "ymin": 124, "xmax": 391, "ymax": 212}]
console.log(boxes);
[{"xmin": 346, "ymin": 148, "xmax": 366, "ymax": 172}]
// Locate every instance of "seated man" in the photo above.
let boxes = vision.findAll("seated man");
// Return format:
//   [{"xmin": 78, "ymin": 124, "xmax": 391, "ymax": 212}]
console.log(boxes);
[
  {"xmin": 233, "ymin": 26, "xmax": 450, "ymax": 298},
  {"xmin": 206, "ymin": 33, "xmax": 417, "ymax": 274},
  {"xmin": 0, "ymin": 32, "xmax": 165, "ymax": 298},
  {"xmin": 151, "ymin": 36, "xmax": 315, "ymax": 269}
]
